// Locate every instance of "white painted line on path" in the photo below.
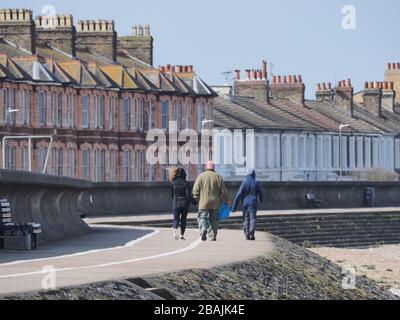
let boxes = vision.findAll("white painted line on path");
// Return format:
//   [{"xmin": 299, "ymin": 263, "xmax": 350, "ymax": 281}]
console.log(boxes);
[{"xmin": 0, "ymin": 237, "xmax": 202, "ymax": 279}]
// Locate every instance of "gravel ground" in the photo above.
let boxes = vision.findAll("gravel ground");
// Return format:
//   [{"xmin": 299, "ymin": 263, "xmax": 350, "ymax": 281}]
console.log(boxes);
[{"xmin": 311, "ymin": 245, "xmax": 400, "ymax": 295}]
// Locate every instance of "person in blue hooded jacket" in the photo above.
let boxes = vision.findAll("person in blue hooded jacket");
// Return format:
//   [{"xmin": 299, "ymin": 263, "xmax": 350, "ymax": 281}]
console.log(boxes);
[{"xmin": 232, "ymin": 168, "xmax": 264, "ymax": 240}]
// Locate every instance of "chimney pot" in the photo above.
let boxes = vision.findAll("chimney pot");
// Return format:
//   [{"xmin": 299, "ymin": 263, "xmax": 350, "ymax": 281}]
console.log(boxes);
[
  {"xmin": 384, "ymin": 82, "xmax": 389, "ymax": 90},
  {"xmin": 317, "ymin": 83, "xmax": 322, "ymax": 91},
  {"xmin": 235, "ymin": 70, "xmax": 240, "ymax": 80},
  {"xmin": 262, "ymin": 60, "xmax": 267, "ymax": 79},
  {"xmin": 297, "ymin": 75, "xmax": 302, "ymax": 83},
  {"xmin": 322, "ymin": 83, "xmax": 327, "ymax": 90},
  {"xmin": 245, "ymin": 69, "xmax": 251, "ymax": 81},
  {"xmin": 328, "ymin": 82, "xmax": 332, "ymax": 89}
]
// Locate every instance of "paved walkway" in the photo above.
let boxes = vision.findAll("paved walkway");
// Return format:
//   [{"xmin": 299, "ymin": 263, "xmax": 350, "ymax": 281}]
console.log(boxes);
[{"xmin": 0, "ymin": 224, "xmax": 273, "ymax": 295}]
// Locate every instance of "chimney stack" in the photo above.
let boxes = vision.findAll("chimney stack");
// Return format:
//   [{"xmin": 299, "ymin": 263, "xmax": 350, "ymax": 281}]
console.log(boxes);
[
  {"xmin": 233, "ymin": 61, "xmax": 270, "ymax": 102},
  {"xmin": 385, "ymin": 62, "xmax": 400, "ymax": 103},
  {"xmin": 0, "ymin": 9, "xmax": 36, "ymax": 53},
  {"xmin": 334, "ymin": 79, "xmax": 354, "ymax": 114},
  {"xmin": 270, "ymin": 74, "xmax": 305, "ymax": 104},
  {"xmin": 117, "ymin": 24, "xmax": 153, "ymax": 65},
  {"xmin": 381, "ymin": 81, "xmax": 396, "ymax": 112},
  {"xmin": 362, "ymin": 81, "xmax": 382, "ymax": 116},
  {"xmin": 76, "ymin": 20, "xmax": 117, "ymax": 61},
  {"xmin": 35, "ymin": 14, "xmax": 76, "ymax": 57},
  {"xmin": 316, "ymin": 82, "xmax": 333, "ymax": 101}
]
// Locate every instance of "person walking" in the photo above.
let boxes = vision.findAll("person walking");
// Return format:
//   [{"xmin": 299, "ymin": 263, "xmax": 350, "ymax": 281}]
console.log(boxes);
[
  {"xmin": 192, "ymin": 161, "xmax": 230, "ymax": 241},
  {"xmin": 171, "ymin": 167, "xmax": 194, "ymax": 240},
  {"xmin": 232, "ymin": 168, "xmax": 264, "ymax": 241}
]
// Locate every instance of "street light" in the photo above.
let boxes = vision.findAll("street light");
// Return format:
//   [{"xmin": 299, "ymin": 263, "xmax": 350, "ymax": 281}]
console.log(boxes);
[
  {"xmin": 5, "ymin": 108, "xmax": 19, "ymax": 130},
  {"xmin": 339, "ymin": 123, "xmax": 350, "ymax": 180},
  {"xmin": 202, "ymin": 119, "xmax": 213, "ymax": 129}
]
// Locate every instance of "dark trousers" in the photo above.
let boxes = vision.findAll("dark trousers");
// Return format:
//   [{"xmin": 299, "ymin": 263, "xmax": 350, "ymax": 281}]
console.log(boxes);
[
  {"xmin": 243, "ymin": 207, "xmax": 257, "ymax": 237},
  {"xmin": 173, "ymin": 207, "xmax": 189, "ymax": 235}
]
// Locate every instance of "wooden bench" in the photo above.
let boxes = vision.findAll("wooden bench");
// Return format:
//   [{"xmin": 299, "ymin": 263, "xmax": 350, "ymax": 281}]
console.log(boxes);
[
  {"xmin": 0, "ymin": 199, "xmax": 42, "ymax": 251},
  {"xmin": 305, "ymin": 192, "xmax": 323, "ymax": 208}
]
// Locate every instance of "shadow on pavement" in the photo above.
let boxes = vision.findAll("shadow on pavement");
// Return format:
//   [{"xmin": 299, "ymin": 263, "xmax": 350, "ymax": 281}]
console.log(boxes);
[{"xmin": 0, "ymin": 225, "xmax": 152, "ymax": 265}]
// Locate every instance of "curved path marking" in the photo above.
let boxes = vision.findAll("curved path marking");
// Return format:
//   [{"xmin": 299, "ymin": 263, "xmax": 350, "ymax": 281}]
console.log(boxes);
[
  {"xmin": 0, "ymin": 236, "xmax": 202, "ymax": 279},
  {"xmin": 0, "ymin": 226, "xmax": 159, "ymax": 268},
  {"xmin": 0, "ymin": 224, "xmax": 272, "ymax": 296}
]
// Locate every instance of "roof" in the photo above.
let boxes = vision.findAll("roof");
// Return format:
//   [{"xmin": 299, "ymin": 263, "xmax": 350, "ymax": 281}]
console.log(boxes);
[
  {"xmin": 214, "ymin": 95, "xmax": 391, "ymax": 135},
  {"xmin": 0, "ymin": 38, "xmax": 215, "ymax": 98}
]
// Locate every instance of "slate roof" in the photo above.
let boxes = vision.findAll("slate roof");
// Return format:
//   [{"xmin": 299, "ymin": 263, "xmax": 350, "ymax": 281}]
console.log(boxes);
[
  {"xmin": 214, "ymin": 95, "xmax": 394, "ymax": 135},
  {"xmin": 0, "ymin": 38, "xmax": 216, "ymax": 98}
]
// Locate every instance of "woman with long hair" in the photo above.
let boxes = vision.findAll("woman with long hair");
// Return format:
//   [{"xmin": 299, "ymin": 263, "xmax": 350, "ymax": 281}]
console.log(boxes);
[{"xmin": 170, "ymin": 167, "xmax": 194, "ymax": 240}]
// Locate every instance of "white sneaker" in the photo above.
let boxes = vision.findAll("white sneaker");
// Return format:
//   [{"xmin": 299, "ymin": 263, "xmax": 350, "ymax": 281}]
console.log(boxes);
[
  {"xmin": 180, "ymin": 235, "xmax": 185, "ymax": 241},
  {"xmin": 173, "ymin": 229, "xmax": 179, "ymax": 240}
]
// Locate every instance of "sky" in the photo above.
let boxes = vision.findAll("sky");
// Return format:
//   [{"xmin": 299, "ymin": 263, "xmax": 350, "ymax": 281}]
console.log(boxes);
[{"xmin": 2, "ymin": 0, "xmax": 400, "ymax": 98}]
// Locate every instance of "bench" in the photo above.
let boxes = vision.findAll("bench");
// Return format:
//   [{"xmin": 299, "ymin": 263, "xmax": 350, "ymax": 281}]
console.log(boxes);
[
  {"xmin": 0, "ymin": 198, "xmax": 42, "ymax": 251},
  {"xmin": 305, "ymin": 192, "xmax": 323, "ymax": 208}
]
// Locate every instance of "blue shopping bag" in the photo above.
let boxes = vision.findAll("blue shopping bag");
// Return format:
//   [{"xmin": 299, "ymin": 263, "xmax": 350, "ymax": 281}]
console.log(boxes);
[{"xmin": 218, "ymin": 202, "xmax": 231, "ymax": 221}]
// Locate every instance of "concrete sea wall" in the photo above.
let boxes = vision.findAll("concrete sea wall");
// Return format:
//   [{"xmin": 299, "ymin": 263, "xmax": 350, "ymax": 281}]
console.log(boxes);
[
  {"xmin": 0, "ymin": 169, "xmax": 91, "ymax": 242},
  {"xmin": 78, "ymin": 181, "xmax": 400, "ymax": 216}
]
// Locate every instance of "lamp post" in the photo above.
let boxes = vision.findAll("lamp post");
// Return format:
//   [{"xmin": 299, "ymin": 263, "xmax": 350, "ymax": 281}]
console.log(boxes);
[
  {"xmin": 3, "ymin": 107, "xmax": 19, "ymax": 169},
  {"xmin": 339, "ymin": 123, "xmax": 350, "ymax": 181},
  {"xmin": 201, "ymin": 120, "xmax": 214, "ymax": 166}
]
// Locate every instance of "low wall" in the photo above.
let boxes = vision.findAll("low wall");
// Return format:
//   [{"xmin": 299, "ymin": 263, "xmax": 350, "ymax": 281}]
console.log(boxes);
[
  {"xmin": 0, "ymin": 169, "xmax": 91, "ymax": 242},
  {"xmin": 78, "ymin": 181, "xmax": 400, "ymax": 216}
]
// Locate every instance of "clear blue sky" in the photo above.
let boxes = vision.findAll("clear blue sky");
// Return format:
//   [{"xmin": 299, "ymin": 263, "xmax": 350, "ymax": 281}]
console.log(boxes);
[{"xmin": 2, "ymin": 0, "xmax": 400, "ymax": 98}]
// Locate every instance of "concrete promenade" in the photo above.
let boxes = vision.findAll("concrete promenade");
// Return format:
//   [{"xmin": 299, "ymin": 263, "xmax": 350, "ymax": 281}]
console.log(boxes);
[{"xmin": 0, "ymin": 222, "xmax": 272, "ymax": 295}]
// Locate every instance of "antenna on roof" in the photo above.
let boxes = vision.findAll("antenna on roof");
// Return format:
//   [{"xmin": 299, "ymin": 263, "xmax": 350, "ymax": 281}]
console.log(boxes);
[
  {"xmin": 221, "ymin": 70, "xmax": 233, "ymax": 86},
  {"xmin": 269, "ymin": 62, "xmax": 274, "ymax": 81}
]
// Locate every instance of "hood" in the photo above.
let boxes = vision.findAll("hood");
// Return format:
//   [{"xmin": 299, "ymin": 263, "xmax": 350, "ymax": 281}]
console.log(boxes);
[{"xmin": 245, "ymin": 169, "xmax": 256, "ymax": 179}]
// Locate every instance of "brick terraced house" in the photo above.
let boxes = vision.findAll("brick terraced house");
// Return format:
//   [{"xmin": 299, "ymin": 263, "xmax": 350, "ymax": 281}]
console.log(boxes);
[{"xmin": 0, "ymin": 9, "xmax": 216, "ymax": 182}]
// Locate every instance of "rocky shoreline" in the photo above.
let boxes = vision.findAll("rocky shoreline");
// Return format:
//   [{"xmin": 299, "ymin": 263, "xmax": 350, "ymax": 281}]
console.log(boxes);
[{"xmin": 2, "ymin": 235, "xmax": 397, "ymax": 300}]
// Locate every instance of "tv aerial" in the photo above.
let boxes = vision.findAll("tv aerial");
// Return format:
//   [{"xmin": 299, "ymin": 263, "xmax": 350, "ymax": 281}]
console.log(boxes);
[{"xmin": 221, "ymin": 70, "xmax": 233, "ymax": 85}]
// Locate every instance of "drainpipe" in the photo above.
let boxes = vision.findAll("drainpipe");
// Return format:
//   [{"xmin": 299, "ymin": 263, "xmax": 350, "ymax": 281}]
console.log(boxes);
[{"xmin": 280, "ymin": 131, "xmax": 283, "ymax": 181}]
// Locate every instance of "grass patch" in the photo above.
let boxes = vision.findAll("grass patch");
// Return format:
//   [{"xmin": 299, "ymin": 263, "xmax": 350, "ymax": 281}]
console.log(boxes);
[{"xmin": 363, "ymin": 264, "xmax": 376, "ymax": 271}]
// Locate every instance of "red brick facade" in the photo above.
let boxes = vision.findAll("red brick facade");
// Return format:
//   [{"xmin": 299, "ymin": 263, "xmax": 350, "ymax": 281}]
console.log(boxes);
[{"xmin": 0, "ymin": 81, "xmax": 213, "ymax": 182}]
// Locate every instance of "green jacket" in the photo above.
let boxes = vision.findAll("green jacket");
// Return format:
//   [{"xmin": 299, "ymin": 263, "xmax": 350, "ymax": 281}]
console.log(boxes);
[{"xmin": 192, "ymin": 170, "xmax": 230, "ymax": 210}]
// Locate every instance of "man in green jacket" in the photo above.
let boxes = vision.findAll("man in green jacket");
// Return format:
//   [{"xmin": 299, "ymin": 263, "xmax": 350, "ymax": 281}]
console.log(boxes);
[{"xmin": 192, "ymin": 161, "xmax": 231, "ymax": 241}]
